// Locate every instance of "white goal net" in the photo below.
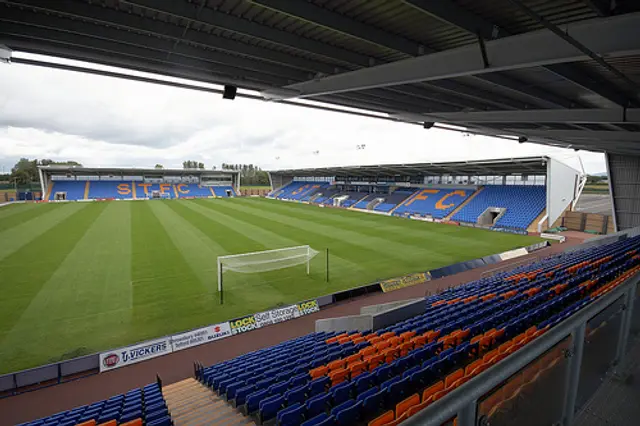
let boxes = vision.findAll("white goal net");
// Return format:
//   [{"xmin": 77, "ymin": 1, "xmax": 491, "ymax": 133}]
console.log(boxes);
[{"xmin": 217, "ymin": 245, "xmax": 319, "ymax": 293}]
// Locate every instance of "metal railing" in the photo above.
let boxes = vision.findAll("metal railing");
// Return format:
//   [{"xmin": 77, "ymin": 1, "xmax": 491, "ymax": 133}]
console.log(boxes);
[{"xmin": 403, "ymin": 272, "xmax": 639, "ymax": 426}]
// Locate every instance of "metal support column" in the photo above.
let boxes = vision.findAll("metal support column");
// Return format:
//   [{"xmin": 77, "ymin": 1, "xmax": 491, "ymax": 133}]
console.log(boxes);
[
  {"xmin": 562, "ymin": 322, "xmax": 586, "ymax": 426},
  {"xmin": 614, "ymin": 283, "xmax": 637, "ymax": 367},
  {"xmin": 458, "ymin": 400, "xmax": 478, "ymax": 426}
]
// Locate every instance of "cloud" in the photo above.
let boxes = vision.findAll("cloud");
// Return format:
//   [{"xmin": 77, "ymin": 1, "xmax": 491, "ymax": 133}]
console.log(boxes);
[{"xmin": 0, "ymin": 56, "xmax": 607, "ymax": 174}]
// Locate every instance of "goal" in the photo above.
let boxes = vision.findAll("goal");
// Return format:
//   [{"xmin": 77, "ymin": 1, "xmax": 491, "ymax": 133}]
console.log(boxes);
[{"xmin": 217, "ymin": 245, "xmax": 319, "ymax": 303}]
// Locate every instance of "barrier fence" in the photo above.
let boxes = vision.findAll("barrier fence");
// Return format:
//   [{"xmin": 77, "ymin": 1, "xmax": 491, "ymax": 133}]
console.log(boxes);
[{"xmin": 404, "ymin": 266, "xmax": 639, "ymax": 426}]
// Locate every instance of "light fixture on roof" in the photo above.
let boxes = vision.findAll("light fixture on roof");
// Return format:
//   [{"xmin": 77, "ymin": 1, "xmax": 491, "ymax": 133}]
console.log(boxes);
[
  {"xmin": 0, "ymin": 45, "xmax": 11, "ymax": 64},
  {"xmin": 223, "ymin": 85, "xmax": 237, "ymax": 100},
  {"xmin": 423, "ymin": 122, "xmax": 434, "ymax": 129},
  {"xmin": 518, "ymin": 136, "xmax": 528, "ymax": 143}
]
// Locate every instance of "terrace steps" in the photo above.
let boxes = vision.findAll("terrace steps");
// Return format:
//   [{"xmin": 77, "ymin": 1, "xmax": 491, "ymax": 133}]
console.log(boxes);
[
  {"xmin": 444, "ymin": 186, "xmax": 484, "ymax": 221},
  {"xmin": 527, "ymin": 209, "xmax": 548, "ymax": 233},
  {"xmin": 163, "ymin": 378, "xmax": 255, "ymax": 426}
]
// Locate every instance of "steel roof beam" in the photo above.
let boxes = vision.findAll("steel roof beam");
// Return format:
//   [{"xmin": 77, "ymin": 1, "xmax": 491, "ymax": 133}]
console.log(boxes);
[
  {"xmin": 395, "ymin": 1, "xmax": 636, "ymax": 107},
  {"xmin": 264, "ymin": 13, "xmax": 640, "ymax": 99},
  {"xmin": 121, "ymin": 0, "xmax": 373, "ymax": 67},
  {"xmin": 73, "ymin": 0, "xmax": 548, "ymax": 111},
  {"xmin": 477, "ymin": 73, "xmax": 576, "ymax": 108},
  {"xmin": 0, "ymin": 15, "xmax": 311, "ymax": 81},
  {"xmin": 250, "ymin": 0, "xmax": 421, "ymax": 55},
  {"xmin": 543, "ymin": 64, "xmax": 635, "ymax": 107},
  {"xmin": 403, "ymin": 108, "xmax": 640, "ymax": 124},
  {"xmin": 251, "ymin": 0, "xmax": 577, "ymax": 108},
  {"xmin": 582, "ymin": 0, "xmax": 614, "ymax": 16},
  {"xmin": 500, "ymin": 128, "xmax": 640, "ymax": 142},
  {"xmin": 1, "ymin": 36, "xmax": 293, "ymax": 88},
  {"xmin": 6, "ymin": 0, "xmax": 341, "ymax": 75},
  {"xmin": 403, "ymin": 0, "xmax": 501, "ymax": 40}
]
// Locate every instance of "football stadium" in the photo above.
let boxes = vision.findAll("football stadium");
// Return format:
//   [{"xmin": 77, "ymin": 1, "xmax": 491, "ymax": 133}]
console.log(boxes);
[{"xmin": 1, "ymin": 1, "xmax": 640, "ymax": 426}]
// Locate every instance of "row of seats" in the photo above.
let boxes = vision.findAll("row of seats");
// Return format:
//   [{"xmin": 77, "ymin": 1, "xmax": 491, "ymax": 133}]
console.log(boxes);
[
  {"xmin": 19, "ymin": 383, "xmax": 171, "ymax": 426},
  {"xmin": 272, "ymin": 183, "xmax": 329, "ymax": 201},
  {"xmin": 196, "ymin": 235, "xmax": 640, "ymax": 426},
  {"xmin": 451, "ymin": 185, "xmax": 545, "ymax": 230},
  {"xmin": 46, "ymin": 181, "xmax": 236, "ymax": 201}
]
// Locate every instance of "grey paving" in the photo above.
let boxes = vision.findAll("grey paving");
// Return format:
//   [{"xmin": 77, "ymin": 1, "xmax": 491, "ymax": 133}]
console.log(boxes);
[{"xmin": 575, "ymin": 194, "xmax": 613, "ymax": 216}]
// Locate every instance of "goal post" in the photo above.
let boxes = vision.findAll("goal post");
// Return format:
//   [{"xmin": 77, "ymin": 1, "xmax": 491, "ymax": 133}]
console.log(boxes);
[{"xmin": 217, "ymin": 245, "xmax": 319, "ymax": 303}]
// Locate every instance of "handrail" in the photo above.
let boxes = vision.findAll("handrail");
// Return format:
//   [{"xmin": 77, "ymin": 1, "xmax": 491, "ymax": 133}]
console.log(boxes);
[{"xmin": 403, "ymin": 271, "xmax": 640, "ymax": 426}]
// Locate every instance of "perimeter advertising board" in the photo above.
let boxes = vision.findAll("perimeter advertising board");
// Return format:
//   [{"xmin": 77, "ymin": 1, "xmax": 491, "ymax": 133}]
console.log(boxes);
[
  {"xmin": 171, "ymin": 322, "xmax": 232, "ymax": 352},
  {"xmin": 100, "ymin": 337, "xmax": 172, "ymax": 372},
  {"xmin": 100, "ymin": 299, "xmax": 321, "ymax": 372},
  {"xmin": 253, "ymin": 305, "xmax": 301, "ymax": 328},
  {"xmin": 380, "ymin": 272, "xmax": 431, "ymax": 293}
]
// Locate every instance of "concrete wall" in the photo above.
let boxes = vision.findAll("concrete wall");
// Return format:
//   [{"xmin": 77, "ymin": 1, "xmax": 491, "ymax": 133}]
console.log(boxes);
[
  {"xmin": 315, "ymin": 314, "xmax": 373, "ymax": 333},
  {"xmin": 316, "ymin": 297, "xmax": 426, "ymax": 333},
  {"xmin": 360, "ymin": 298, "xmax": 423, "ymax": 315},
  {"xmin": 371, "ymin": 298, "xmax": 425, "ymax": 330}
]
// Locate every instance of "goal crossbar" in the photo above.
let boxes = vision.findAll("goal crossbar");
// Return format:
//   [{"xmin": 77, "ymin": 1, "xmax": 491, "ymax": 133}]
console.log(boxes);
[
  {"xmin": 217, "ymin": 246, "xmax": 318, "ymax": 301},
  {"xmin": 217, "ymin": 245, "xmax": 312, "ymax": 260}
]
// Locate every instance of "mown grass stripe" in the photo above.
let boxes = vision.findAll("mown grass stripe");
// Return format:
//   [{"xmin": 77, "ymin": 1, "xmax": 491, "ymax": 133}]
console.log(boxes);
[
  {"xmin": 169, "ymin": 200, "xmax": 304, "ymax": 314},
  {"xmin": 0, "ymin": 202, "xmax": 133, "ymax": 373},
  {"xmin": 0, "ymin": 203, "xmax": 40, "ymax": 220},
  {"xmin": 147, "ymin": 201, "xmax": 223, "ymax": 292},
  {"xmin": 236, "ymin": 197, "xmax": 525, "ymax": 248},
  {"xmin": 130, "ymin": 201, "xmax": 213, "ymax": 340},
  {"xmin": 203, "ymin": 198, "xmax": 449, "ymax": 264},
  {"xmin": 234, "ymin": 198, "xmax": 536, "ymax": 257},
  {"xmin": 0, "ymin": 202, "xmax": 65, "ymax": 233},
  {"xmin": 0, "ymin": 203, "xmax": 87, "ymax": 262},
  {"xmin": 0, "ymin": 202, "xmax": 105, "ymax": 364},
  {"xmin": 193, "ymin": 198, "xmax": 379, "ymax": 273}
]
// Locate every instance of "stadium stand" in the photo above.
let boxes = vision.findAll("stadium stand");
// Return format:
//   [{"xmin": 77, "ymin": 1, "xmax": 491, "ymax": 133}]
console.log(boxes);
[
  {"xmin": 393, "ymin": 189, "xmax": 471, "ymax": 218},
  {"xmin": 46, "ymin": 181, "xmax": 235, "ymax": 201},
  {"xmin": 452, "ymin": 186, "xmax": 546, "ymax": 230},
  {"xmin": 192, "ymin": 235, "xmax": 640, "ymax": 426},
  {"xmin": 272, "ymin": 183, "xmax": 547, "ymax": 230},
  {"xmin": 12, "ymin": 235, "xmax": 640, "ymax": 425},
  {"xmin": 19, "ymin": 382, "xmax": 170, "ymax": 426}
]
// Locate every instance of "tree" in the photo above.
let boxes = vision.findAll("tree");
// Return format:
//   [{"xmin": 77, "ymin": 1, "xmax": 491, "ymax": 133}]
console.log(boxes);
[
  {"xmin": 10, "ymin": 158, "xmax": 82, "ymax": 185},
  {"xmin": 154, "ymin": 164, "xmax": 164, "ymax": 169},
  {"xmin": 183, "ymin": 160, "xmax": 204, "ymax": 169},
  {"xmin": 217, "ymin": 163, "xmax": 269, "ymax": 185},
  {"xmin": 11, "ymin": 158, "xmax": 38, "ymax": 185}
]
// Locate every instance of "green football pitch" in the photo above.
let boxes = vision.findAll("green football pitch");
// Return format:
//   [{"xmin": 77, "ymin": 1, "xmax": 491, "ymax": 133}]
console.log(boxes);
[{"xmin": 0, "ymin": 198, "xmax": 542, "ymax": 373}]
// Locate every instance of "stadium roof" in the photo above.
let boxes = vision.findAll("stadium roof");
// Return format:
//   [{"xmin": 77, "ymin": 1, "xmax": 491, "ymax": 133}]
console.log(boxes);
[
  {"xmin": 38, "ymin": 166, "xmax": 236, "ymax": 175},
  {"xmin": 269, "ymin": 156, "xmax": 552, "ymax": 177},
  {"xmin": 2, "ymin": 1, "xmax": 640, "ymax": 154}
]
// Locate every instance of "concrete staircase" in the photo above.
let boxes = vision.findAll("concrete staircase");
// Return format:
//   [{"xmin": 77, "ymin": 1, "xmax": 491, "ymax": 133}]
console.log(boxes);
[
  {"xmin": 162, "ymin": 378, "xmax": 255, "ymax": 426},
  {"xmin": 527, "ymin": 209, "xmax": 548, "ymax": 233},
  {"xmin": 443, "ymin": 187, "xmax": 484, "ymax": 221}
]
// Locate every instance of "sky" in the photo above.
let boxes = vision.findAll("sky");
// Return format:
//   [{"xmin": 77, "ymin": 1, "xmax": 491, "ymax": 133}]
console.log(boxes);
[{"xmin": 0, "ymin": 53, "xmax": 607, "ymax": 175}]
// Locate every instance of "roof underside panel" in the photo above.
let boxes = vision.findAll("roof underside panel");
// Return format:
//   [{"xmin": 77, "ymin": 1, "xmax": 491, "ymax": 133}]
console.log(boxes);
[
  {"xmin": 269, "ymin": 156, "xmax": 552, "ymax": 178},
  {"xmin": 1, "ymin": 0, "xmax": 639, "ymax": 155}
]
